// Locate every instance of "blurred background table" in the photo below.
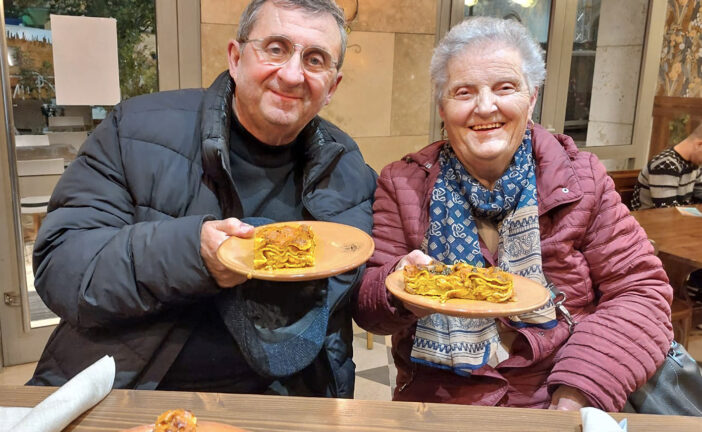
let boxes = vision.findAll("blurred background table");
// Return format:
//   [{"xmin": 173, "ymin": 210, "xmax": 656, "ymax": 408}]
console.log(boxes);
[
  {"xmin": 631, "ymin": 204, "xmax": 702, "ymax": 345},
  {"xmin": 2, "ymin": 386, "xmax": 702, "ymax": 431}
]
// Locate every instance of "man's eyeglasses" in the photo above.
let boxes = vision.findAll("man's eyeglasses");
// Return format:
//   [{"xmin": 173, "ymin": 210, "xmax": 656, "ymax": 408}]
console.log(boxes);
[{"xmin": 239, "ymin": 35, "xmax": 338, "ymax": 74}]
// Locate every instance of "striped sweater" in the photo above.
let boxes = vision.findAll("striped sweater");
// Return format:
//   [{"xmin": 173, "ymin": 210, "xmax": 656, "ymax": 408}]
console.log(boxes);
[{"xmin": 632, "ymin": 148, "xmax": 702, "ymax": 210}]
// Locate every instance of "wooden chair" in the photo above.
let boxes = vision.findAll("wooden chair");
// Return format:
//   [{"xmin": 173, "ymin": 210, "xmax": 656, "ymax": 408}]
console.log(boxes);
[
  {"xmin": 649, "ymin": 240, "xmax": 693, "ymax": 348},
  {"xmin": 608, "ymin": 169, "xmax": 640, "ymax": 209}
]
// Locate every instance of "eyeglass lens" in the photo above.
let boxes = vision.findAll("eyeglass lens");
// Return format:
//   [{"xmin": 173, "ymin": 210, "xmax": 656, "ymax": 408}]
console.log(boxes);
[{"xmin": 249, "ymin": 35, "xmax": 335, "ymax": 73}]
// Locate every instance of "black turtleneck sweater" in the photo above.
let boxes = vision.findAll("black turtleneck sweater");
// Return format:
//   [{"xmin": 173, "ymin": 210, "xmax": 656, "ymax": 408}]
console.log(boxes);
[
  {"xmin": 158, "ymin": 115, "xmax": 307, "ymax": 392},
  {"xmin": 228, "ymin": 114, "xmax": 306, "ymax": 221}
]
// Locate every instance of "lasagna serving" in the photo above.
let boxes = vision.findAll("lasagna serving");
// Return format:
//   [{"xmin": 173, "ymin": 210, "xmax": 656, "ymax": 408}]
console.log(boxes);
[
  {"xmin": 403, "ymin": 262, "xmax": 514, "ymax": 303},
  {"xmin": 253, "ymin": 224, "xmax": 316, "ymax": 270},
  {"xmin": 153, "ymin": 409, "xmax": 198, "ymax": 432}
]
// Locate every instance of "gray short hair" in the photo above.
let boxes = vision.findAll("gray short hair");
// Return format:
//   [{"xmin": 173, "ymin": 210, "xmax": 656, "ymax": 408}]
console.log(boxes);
[
  {"xmin": 430, "ymin": 16, "xmax": 546, "ymax": 105},
  {"xmin": 237, "ymin": 0, "xmax": 347, "ymax": 69}
]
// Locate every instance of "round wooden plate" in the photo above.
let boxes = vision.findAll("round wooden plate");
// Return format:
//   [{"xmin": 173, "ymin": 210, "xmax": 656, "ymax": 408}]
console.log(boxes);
[
  {"xmin": 122, "ymin": 421, "xmax": 246, "ymax": 432},
  {"xmin": 216, "ymin": 221, "xmax": 374, "ymax": 281},
  {"xmin": 385, "ymin": 269, "xmax": 551, "ymax": 318}
]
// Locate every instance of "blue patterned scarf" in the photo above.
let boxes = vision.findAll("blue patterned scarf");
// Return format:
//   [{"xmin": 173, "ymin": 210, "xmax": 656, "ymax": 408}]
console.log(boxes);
[{"xmin": 410, "ymin": 131, "xmax": 557, "ymax": 375}]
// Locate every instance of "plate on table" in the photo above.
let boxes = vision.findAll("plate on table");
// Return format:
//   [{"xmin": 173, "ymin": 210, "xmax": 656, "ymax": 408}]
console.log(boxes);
[
  {"xmin": 216, "ymin": 221, "xmax": 374, "ymax": 281},
  {"xmin": 385, "ymin": 268, "xmax": 550, "ymax": 318},
  {"xmin": 123, "ymin": 421, "xmax": 246, "ymax": 432}
]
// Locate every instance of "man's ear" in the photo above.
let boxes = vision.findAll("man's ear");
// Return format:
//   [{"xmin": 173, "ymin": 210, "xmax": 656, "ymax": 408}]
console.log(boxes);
[
  {"xmin": 323, "ymin": 71, "xmax": 343, "ymax": 106},
  {"xmin": 227, "ymin": 39, "xmax": 242, "ymax": 81}
]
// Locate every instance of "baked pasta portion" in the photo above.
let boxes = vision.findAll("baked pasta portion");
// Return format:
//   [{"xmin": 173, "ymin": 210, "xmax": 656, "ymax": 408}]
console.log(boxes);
[
  {"xmin": 153, "ymin": 409, "xmax": 198, "ymax": 432},
  {"xmin": 403, "ymin": 262, "xmax": 513, "ymax": 303},
  {"xmin": 253, "ymin": 224, "xmax": 315, "ymax": 270}
]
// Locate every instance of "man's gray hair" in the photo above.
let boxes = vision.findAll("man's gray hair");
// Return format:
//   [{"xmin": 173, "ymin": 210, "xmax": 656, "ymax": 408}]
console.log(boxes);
[
  {"xmin": 237, "ymin": 0, "xmax": 347, "ymax": 69},
  {"xmin": 430, "ymin": 16, "xmax": 546, "ymax": 105}
]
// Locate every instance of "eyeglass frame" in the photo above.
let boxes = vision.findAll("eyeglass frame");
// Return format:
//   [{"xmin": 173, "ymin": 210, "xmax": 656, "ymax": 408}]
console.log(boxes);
[{"xmin": 238, "ymin": 34, "xmax": 340, "ymax": 74}]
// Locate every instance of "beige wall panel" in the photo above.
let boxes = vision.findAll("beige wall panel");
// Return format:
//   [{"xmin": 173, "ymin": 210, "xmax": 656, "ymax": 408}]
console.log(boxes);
[
  {"xmin": 585, "ymin": 121, "xmax": 633, "ymax": 147},
  {"xmin": 321, "ymin": 31, "xmax": 394, "ymax": 138},
  {"xmin": 348, "ymin": 0, "xmax": 436, "ymax": 34},
  {"xmin": 201, "ymin": 23, "xmax": 236, "ymax": 88},
  {"xmin": 597, "ymin": 0, "xmax": 647, "ymax": 46},
  {"xmin": 588, "ymin": 45, "xmax": 643, "ymax": 125},
  {"xmin": 391, "ymin": 33, "xmax": 433, "ymax": 137},
  {"xmin": 356, "ymin": 135, "xmax": 430, "ymax": 173},
  {"xmin": 201, "ymin": 0, "xmax": 247, "ymax": 25}
]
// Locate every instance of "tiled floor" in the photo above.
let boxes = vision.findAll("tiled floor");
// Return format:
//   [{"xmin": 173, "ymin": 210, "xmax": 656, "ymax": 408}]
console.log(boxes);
[{"xmin": 352, "ymin": 322, "xmax": 395, "ymax": 401}]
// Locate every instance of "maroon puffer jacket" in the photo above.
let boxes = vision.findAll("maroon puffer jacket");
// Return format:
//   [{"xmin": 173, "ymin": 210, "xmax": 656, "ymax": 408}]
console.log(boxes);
[{"xmin": 353, "ymin": 125, "xmax": 673, "ymax": 411}]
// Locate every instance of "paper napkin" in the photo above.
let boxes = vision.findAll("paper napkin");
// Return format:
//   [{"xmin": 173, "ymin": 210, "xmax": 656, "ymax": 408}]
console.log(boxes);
[
  {"xmin": 0, "ymin": 355, "xmax": 115, "ymax": 432},
  {"xmin": 581, "ymin": 407, "xmax": 628, "ymax": 432}
]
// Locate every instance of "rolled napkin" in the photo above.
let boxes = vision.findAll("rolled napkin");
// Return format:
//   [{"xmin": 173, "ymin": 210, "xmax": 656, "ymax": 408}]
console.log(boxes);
[
  {"xmin": 580, "ymin": 407, "xmax": 628, "ymax": 432},
  {"xmin": 0, "ymin": 355, "xmax": 115, "ymax": 432}
]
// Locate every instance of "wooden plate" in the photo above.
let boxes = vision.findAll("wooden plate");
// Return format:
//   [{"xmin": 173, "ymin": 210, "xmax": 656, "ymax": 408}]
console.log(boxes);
[
  {"xmin": 123, "ymin": 421, "xmax": 246, "ymax": 431},
  {"xmin": 385, "ymin": 269, "xmax": 550, "ymax": 318},
  {"xmin": 216, "ymin": 221, "xmax": 374, "ymax": 281}
]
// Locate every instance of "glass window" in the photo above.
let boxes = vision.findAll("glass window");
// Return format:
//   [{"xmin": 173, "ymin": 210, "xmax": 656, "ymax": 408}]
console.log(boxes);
[
  {"xmin": 4, "ymin": 0, "xmax": 157, "ymax": 328},
  {"xmin": 564, "ymin": 0, "xmax": 600, "ymax": 145}
]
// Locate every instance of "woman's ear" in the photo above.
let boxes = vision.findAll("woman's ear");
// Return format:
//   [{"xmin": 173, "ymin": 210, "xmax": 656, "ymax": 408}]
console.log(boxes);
[{"xmin": 527, "ymin": 87, "xmax": 539, "ymax": 119}]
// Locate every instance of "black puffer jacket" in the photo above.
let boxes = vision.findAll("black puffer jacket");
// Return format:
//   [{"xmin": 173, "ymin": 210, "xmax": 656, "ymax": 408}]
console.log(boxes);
[{"xmin": 28, "ymin": 72, "xmax": 377, "ymax": 397}]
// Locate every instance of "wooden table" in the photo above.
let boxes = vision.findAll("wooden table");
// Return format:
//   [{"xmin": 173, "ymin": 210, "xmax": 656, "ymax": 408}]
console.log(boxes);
[
  {"xmin": 2, "ymin": 385, "xmax": 702, "ymax": 431},
  {"xmin": 631, "ymin": 205, "xmax": 702, "ymax": 288}
]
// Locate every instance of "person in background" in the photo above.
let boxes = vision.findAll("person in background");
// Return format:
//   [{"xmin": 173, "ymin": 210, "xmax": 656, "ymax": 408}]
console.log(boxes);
[
  {"xmin": 28, "ymin": 0, "xmax": 376, "ymax": 398},
  {"xmin": 632, "ymin": 122, "xmax": 702, "ymax": 307},
  {"xmin": 354, "ymin": 17, "xmax": 672, "ymax": 412},
  {"xmin": 632, "ymin": 122, "xmax": 702, "ymax": 210}
]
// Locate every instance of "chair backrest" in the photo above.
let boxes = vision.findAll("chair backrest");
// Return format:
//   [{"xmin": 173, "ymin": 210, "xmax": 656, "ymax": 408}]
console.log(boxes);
[
  {"xmin": 608, "ymin": 169, "xmax": 640, "ymax": 209},
  {"xmin": 17, "ymin": 158, "xmax": 64, "ymax": 198}
]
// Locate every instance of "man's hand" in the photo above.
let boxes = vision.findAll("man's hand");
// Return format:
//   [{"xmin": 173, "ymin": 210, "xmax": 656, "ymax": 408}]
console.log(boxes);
[
  {"xmin": 395, "ymin": 250, "xmax": 435, "ymax": 318},
  {"xmin": 200, "ymin": 218, "xmax": 254, "ymax": 288},
  {"xmin": 548, "ymin": 385, "xmax": 589, "ymax": 411}
]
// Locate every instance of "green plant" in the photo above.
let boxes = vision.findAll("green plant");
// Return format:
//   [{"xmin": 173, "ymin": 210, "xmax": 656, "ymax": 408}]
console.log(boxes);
[
  {"xmin": 6, "ymin": 0, "xmax": 158, "ymax": 100},
  {"xmin": 47, "ymin": 0, "xmax": 157, "ymax": 100}
]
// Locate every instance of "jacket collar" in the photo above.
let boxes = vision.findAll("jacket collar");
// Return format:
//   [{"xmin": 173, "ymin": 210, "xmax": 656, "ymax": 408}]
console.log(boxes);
[
  {"xmin": 402, "ymin": 124, "xmax": 583, "ymax": 216},
  {"xmin": 531, "ymin": 125, "xmax": 583, "ymax": 215},
  {"xmin": 199, "ymin": 71, "xmax": 345, "ymax": 217}
]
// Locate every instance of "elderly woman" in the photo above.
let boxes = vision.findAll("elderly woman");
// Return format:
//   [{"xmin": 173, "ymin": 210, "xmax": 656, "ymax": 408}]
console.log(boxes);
[{"xmin": 354, "ymin": 17, "xmax": 673, "ymax": 412}]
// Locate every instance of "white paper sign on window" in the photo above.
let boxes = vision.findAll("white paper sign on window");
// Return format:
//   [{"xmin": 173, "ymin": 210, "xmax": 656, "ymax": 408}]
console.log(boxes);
[{"xmin": 50, "ymin": 14, "xmax": 120, "ymax": 106}]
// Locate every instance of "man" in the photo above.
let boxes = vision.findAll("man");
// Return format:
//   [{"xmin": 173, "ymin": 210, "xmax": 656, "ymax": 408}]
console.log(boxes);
[
  {"xmin": 631, "ymin": 122, "xmax": 702, "ymax": 305},
  {"xmin": 28, "ymin": 0, "xmax": 376, "ymax": 398},
  {"xmin": 632, "ymin": 122, "xmax": 702, "ymax": 210}
]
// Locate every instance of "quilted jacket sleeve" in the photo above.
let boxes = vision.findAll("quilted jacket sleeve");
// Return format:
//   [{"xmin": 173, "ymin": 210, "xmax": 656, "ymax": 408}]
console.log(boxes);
[
  {"xmin": 33, "ymin": 106, "xmax": 219, "ymax": 330},
  {"xmin": 353, "ymin": 163, "xmax": 419, "ymax": 334},
  {"xmin": 547, "ymin": 154, "xmax": 673, "ymax": 412}
]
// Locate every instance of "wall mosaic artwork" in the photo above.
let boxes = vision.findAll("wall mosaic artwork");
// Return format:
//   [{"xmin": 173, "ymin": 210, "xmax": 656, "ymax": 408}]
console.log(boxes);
[{"xmin": 657, "ymin": 0, "xmax": 702, "ymax": 97}]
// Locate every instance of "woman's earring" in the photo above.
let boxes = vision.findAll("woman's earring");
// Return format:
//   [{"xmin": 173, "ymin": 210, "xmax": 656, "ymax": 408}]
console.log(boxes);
[
  {"xmin": 440, "ymin": 122, "xmax": 447, "ymax": 140},
  {"xmin": 527, "ymin": 118, "xmax": 534, "ymax": 131}
]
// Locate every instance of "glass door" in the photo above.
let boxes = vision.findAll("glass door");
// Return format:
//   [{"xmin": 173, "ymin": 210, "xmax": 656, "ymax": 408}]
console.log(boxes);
[{"xmin": 0, "ymin": 0, "xmax": 198, "ymax": 367}]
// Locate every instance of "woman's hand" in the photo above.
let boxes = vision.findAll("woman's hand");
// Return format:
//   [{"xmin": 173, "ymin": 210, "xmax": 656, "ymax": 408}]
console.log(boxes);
[
  {"xmin": 395, "ymin": 250, "xmax": 435, "ymax": 318},
  {"xmin": 200, "ymin": 218, "xmax": 254, "ymax": 288},
  {"xmin": 548, "ymin": 385, "xmax": 589, "ymax": 411},
  {"xmin": 395, "ymin": 249, "xmax": 434, "ymax": 271}
]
